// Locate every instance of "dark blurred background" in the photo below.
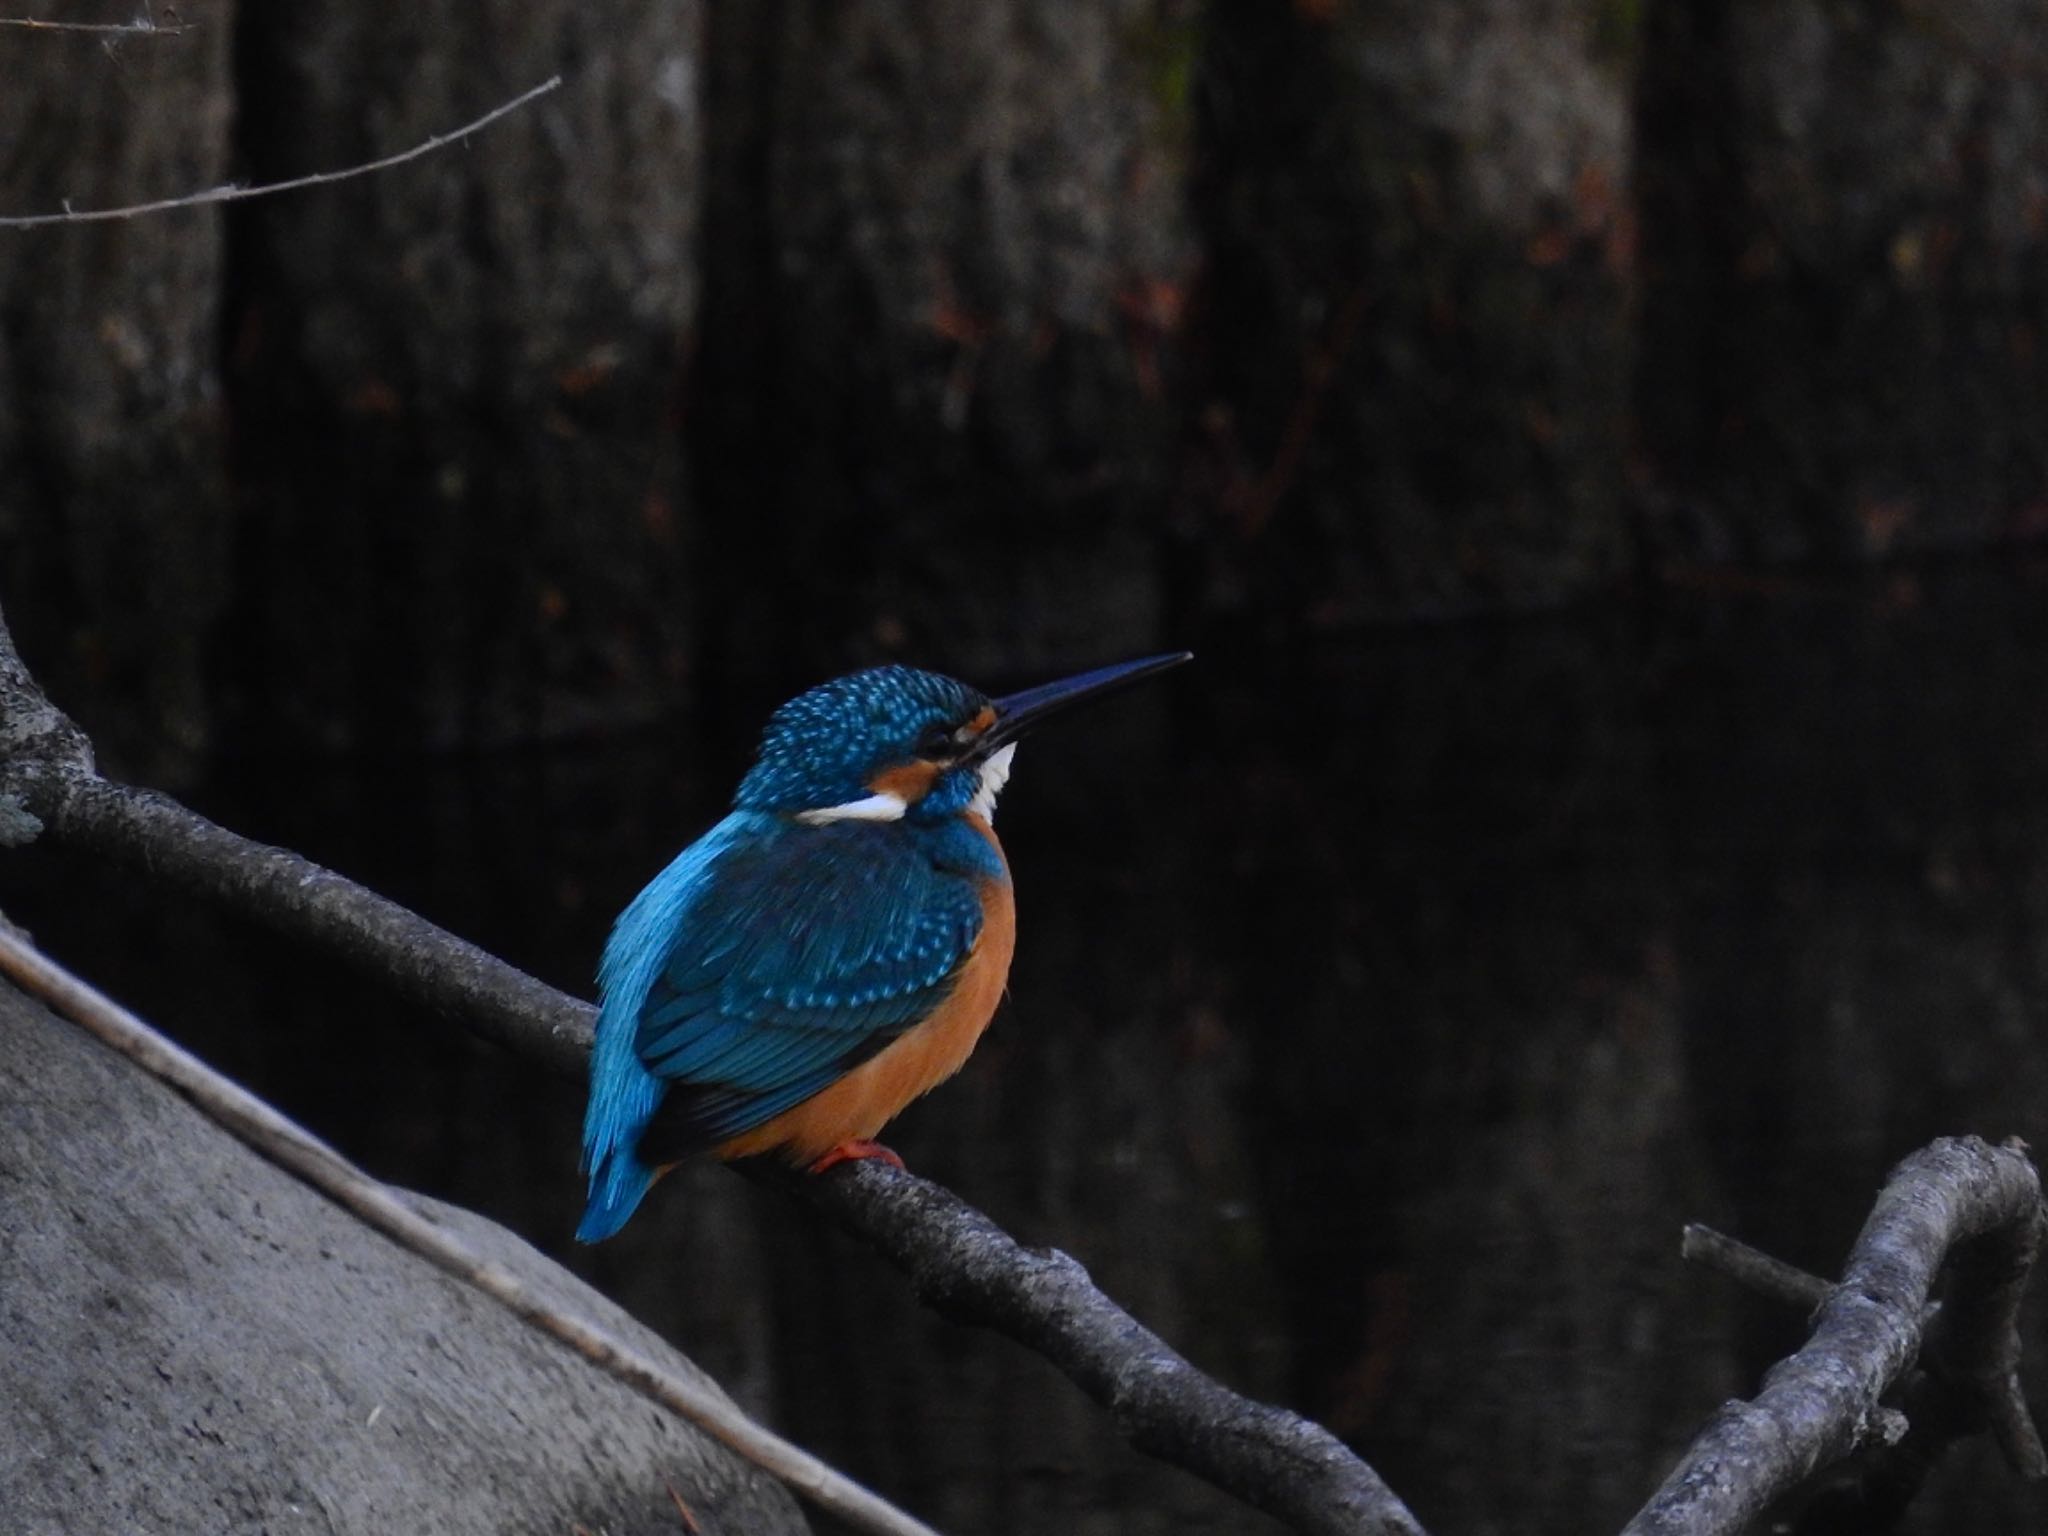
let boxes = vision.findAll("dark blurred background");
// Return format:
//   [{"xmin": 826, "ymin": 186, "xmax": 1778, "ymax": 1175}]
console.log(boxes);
[{"xmin": 5, "ymin": 2, "xmax": 2048, "ymax": 1532}]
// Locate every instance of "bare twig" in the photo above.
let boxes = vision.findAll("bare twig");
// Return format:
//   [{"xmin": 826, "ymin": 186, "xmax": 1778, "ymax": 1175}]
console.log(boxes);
[
  {"xmin": 0, "ymin": 605, "xmax": 1424, "ymax": 1536},
  {"xmin": 0, "ymin": 74, "xmax": 560, "ymax": 229},
  {"xmin": 0, "ymin": 15, "xmax": 189, "ymax": 34},
  {"xmin": 1680, "ymin": 1223, "xmax": 1832, "ymax": 1312},
  {"xmin": 1625, "ymin": 1137, "xmax": 2048, "ymax": 1536},
  {"xmin": 0, "ymin": 921, "xmax": 943, "ymax": 1536}
]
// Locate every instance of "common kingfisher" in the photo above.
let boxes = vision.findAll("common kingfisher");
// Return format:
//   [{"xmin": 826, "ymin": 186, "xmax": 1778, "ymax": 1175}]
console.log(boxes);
[{"xmin": 577, "ymin": 652, "xmax": 1190, "ymax": 1241}]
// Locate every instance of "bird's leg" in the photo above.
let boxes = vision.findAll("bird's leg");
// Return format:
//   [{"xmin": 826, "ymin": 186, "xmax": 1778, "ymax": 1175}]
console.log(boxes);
[{"xmin": 807, "ymin": 1139, "xmax": 907, "ymax": 1175}]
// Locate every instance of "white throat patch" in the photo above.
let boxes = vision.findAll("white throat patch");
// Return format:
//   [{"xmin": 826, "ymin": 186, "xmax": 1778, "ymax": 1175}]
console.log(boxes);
[
  {"xmin": 794, "ymin": 790, "xmax": 908, "ymax": 826},
  {"xmin": 794, "ymin": 742, "xmax": 1015, "ymax": 827},
  {"xmin": 968, "ymin": 743, "xmax": 1016, "ymax": 823}
]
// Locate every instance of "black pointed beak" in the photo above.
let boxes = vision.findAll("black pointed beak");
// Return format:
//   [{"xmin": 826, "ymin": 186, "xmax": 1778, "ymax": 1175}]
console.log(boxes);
[{"xmin": 973, "ymin": 651, "xmax": 1192, "ymax": 758}]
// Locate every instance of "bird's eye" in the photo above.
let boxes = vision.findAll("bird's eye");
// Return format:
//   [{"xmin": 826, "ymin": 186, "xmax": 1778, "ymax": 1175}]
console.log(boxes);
[{"xmin": 915, "ymin": 722, "xmax": 957, "ymax": 759}]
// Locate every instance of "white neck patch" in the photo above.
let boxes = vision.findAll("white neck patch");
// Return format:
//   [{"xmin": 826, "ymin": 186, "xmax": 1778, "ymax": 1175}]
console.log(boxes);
[
  {"xmin": 968, "ymin": 743, "xmax": 1016, "ymax": 823},
  {"xmin": 794, "ymin": 790, "xmax": 908, "ymax": 826},
  {"xmin": 794, "ymin": 743, "xmax": 1015, "ymax": 827}
]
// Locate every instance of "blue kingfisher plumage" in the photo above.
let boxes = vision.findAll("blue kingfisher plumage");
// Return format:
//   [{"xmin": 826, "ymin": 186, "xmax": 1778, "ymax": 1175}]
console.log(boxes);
[{"xmin": 577, "ymin": 652, "xmax": 1190, "ymax": 1241}]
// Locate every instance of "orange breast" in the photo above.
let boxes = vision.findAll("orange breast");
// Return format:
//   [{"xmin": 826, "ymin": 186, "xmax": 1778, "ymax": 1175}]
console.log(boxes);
[{"xmin": 712, "ymin": 817, "xmax": 1016, "ymax": 1165}]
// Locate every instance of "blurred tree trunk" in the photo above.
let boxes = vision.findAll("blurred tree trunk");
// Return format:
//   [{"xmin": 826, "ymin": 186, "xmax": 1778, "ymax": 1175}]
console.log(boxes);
[
  {"xmin": 1637, "ymin": 0, "xmax": 2048, "ymax": 564},
  {"xmin": 225, "ymin": 1, "xmax": 703, "ymax": 752},
  {"xmin": 18, "ymin": 1, "xmax": 2048, "ymax": 755},
  {"xmin": 0, "ymin": 2, "xmax": 235, "ymax": 781},
  {"xmin": 695, "ymin": 0, "xmax": 1197, "ymax": 683},
  {"xmin": 1195, "ymin": 0, "xmax": 1637, "ymax": 627}
]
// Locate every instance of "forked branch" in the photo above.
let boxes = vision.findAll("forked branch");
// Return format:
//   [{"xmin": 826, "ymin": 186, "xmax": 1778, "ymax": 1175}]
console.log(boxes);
[{"xmin": 1625, "ymin": 1136, "xmax": 2046, "ymax": 1535}]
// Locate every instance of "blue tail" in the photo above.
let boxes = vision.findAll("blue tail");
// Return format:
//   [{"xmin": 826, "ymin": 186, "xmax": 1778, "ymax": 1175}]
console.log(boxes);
[
  {"xmin": 577, "ymin": 973, "xmax": 667, "ymax": 1243},
  {"xmin": 577, "ymin": 1146, "xmax": 657, "ymax": 1243},
  {"xmin": 576, "ymin": 811, "xmax": 758, "ymax": 1242}
]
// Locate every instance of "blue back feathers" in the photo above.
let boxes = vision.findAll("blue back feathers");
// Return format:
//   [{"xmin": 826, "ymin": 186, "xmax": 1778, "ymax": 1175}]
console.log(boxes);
[
  {"xmin": 633, "ymin": 816, "xmax": 993, "ymax": 1139},
  {"xmin": 578, "ymin": 666, "xmax": 1008, "ymax": 1242}
]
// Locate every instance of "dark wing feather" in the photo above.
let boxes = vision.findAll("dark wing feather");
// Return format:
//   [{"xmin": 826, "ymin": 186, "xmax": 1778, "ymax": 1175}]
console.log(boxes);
[{"xmin": 633, "ymin": 821, "xmax": 985, "ymax": 1155}]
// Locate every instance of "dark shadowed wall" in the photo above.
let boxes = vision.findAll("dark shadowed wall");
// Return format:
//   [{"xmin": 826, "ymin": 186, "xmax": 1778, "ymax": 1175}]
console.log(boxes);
[{"xmin": 6, "ymin": 2, "xmax": 2048, "ymax": 766}]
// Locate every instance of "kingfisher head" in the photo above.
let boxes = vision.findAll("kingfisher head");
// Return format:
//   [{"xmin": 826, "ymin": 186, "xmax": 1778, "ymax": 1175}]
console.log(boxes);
[{"xmin": 734, "ymin": 653, "xmax": 1191, "ymax": 827}]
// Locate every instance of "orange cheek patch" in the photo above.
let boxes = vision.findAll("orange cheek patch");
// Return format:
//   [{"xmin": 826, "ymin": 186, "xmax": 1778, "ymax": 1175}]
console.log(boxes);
[
  {"xmin": 869, "ymin": 759, "xmax": 941, "ymax": 802},
  {"xmin": 964, "ymin": 705, "xmax": 996, "ymax": 737}
]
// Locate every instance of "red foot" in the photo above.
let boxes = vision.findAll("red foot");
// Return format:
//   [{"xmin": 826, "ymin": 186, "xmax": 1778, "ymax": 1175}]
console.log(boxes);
[{"xmin": 806, "ymin": 1139, "xmax": 907, "ymax": 1175}]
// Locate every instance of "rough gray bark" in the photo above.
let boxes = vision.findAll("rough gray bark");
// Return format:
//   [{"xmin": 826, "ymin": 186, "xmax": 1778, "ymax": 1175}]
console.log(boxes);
[
  {"xmin": 697, "ymin": 0, "xmax": 1194, "ymax": 680},
  {"xmin": 1637, "ymin": 0, "xmax": 2048, "ymax": 565},
  {"xmin": 0, "ymin": 970, "xmax": 807, "ymax": 1536},
  {"xmin": 0, "ymin": 0, "xmax": 234, "ymax": 779},
  {"xmin": 1625, "ymin": 1137, "xmax": 2047, "ymax": 1535},
  {"xmin": 227, "ymin": 0, "xmax": 702, "ymax": 750},
  {"xmin": 1681, "ymin": 1218, "xmax": 2025, "ymax": 1529},
  {"xmin": 1196, "ymin": 0, "xmax": 1635, "ymax": 625}
]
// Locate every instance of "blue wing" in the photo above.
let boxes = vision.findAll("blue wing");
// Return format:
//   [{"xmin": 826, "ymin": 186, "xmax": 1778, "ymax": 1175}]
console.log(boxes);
[
  {"xmin": 577, "ymin": 812, "xmax": 985, "ymax": 1241},
  {"xmin": 633, "ymin": 818, "xmax": 985, "ymax": 1151}
]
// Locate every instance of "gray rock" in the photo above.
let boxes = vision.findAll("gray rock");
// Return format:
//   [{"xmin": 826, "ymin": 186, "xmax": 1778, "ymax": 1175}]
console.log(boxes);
[{"xmin": 0, "ymin": 975, "xmax": 808, "ymax": 1536}]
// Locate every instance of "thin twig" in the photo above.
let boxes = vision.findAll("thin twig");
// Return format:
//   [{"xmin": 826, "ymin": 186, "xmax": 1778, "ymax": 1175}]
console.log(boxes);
[
  {"xmin": 0, "ymin": 74, "xmax": 560, "ymax": 229},
  {"xmin": 1680, "ymin": 1223, "xmax": 1832, "ymax": 1312},
  {"xmin": 0, "ymin": 15, "xmax": 189, "ymax": 34},
  {"xmin": 0, "ymin": 922, "xmax": 943, "ymax": 1536}
]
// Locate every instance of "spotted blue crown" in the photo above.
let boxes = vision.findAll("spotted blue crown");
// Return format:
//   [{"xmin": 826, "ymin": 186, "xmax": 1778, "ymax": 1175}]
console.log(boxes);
[{"xmin": 735, "ymin": 666, "xmax": 990, "ymax": 815}]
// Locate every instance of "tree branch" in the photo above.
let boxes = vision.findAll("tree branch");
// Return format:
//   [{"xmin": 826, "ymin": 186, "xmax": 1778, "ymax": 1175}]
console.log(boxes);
[
  {"xmin": 1625, "ymin": 1136, "xmax": 2048, "ymax": 1536},
  {"xmin": 0, "ymin": 606, "xmax": 1427, "ymax": 1536},
  {"xmin": 31, "ymin": 771, "xmax": 597, "ymax": 1075},
  {"xmin": 0, "ymin": 14, "xmax": 191, "ymax": 34},
  {"xmin": 8, "ymin": 595, "xmax": 2042, "ymax": 1535},
  {"xmin": 0, "ymin": 75, "xmax": 560, "ymax": 229},
  {"xmin": 0, "ymin": 920, "xmax": 941, "ymax": 1536},
  {"xmin": 1680, "ymin": 1223, "xmax": 1832, "ymax": 1312},
  {"xmin": 771, "ymin": 1160, "xmax": 1424, "ymax": 1536}
]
